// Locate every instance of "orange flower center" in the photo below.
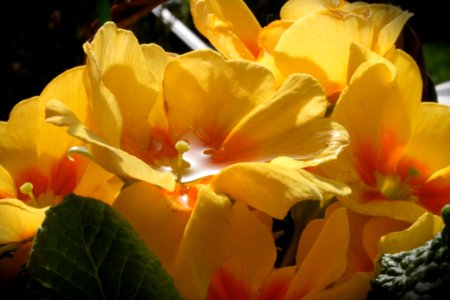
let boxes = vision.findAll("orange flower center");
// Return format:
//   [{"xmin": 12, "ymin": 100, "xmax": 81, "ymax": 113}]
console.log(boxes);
[{"xmin": 12, "ymin": 154, "xmax": 85, "ymax": 207}]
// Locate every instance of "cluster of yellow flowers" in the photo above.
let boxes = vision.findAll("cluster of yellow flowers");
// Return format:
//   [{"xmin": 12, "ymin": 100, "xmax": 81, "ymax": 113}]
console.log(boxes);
[{"xmin": 1, "ymin": 0, "xmax": 449, "ymax": 298}]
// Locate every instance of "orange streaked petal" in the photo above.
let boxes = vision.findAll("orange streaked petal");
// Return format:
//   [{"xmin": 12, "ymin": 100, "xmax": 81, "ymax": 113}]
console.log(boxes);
[
  {"xmin": 164, "ymin": 49, "xmax": 275, "ymax": 142},
  {"xmin": 45, "ymin": 99, "xmax": 176, "ymax": 191},
  {"xmin": 219, "ymin": 74, "xmax": 349, "ymax": 164},
  {"xmin": 174, "ymin": 187, "xmax": 276, "ymax": 300}
]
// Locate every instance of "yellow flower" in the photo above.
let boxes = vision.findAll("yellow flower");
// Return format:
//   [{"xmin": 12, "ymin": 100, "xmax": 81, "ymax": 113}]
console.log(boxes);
[
  {"xmin": 44, "ymin": 22, "xmax": 353, "ymax": 275},
  {"xmin": 190, "ymin": 0, "xmax": 412, "ymax": 100},
  {"xmin": 317, "ymin": 43, "xmax": 450, "ymax": 222},
  {"xmin": 170, "ymin": 188, "xmax": 371, "ymax": 300},
  {"xmin": 46, "ymin": 22, "xmax": 350, "ymax": 220},
  {"xmin": 0, "ymin": 68, "xmax": 122, "ymax": 283}
]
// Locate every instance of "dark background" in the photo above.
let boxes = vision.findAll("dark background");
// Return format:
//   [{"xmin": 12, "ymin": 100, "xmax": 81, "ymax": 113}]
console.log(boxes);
[{"xmin": 1, "ymin": 0, "xmax": 449, "ymax": 121}]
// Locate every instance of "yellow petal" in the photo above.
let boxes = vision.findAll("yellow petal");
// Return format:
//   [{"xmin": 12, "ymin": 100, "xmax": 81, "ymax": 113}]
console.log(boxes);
[
  {"xmin": 0, "ymin": 165, "xmax": 16, "ymax": 198},
  {"xmin": 280, "ymin": 0, "xmax": 347, "ymax": 20},
  {"xmin": 361, "ymin": 216, "xmax": 410, "ymax": 261},
  {"xmin": 164, "ymin": 49, "xmax": 275, "ymax": 140},
  {"xmin": 337, "ymin": 184, "xmax": 428, "ymax": 222},
  {"xmin": 302, "ymin": 272, "xmax": 371, "ymax": 300},
  {"xmin": 333, "ymin": 48, "xmax": 421, "ymax": 175},
  {"xmin": 0, "ymin": 199, "xmax": 47, "ymax": 244},
  {"xmin": 346, "ymin": 4, "xmax": 413, "ymax": 54},
  {"xmin": 257, "ymin": 20, "xmax": 292, "ymax": 55},
  {"xmin": 405, "ymin": 103, "xmax": 450, "ymax": 173},
  {"xmin": 219, "ymin": 74, "xmax": 349, "ymax": 164},
  {"xmin": 45, "ymin": 99, "xmax": 175, "ymax": 191},
  {"xmin": 73, "ymin": 162, "xmax": 122, "ymax": 205},
  {"xmin": 376, "ymin": 212, "xmax": 443, "ymax": 268},
  {"xmin": 112, "ymin": 182, "xmax": 190, "ymax": 272},
  {"xmin": 274, "ymin": 10, "xmax": 371, "ymax": 96},
  {"xmin": 86, "ymin": 23, "xmax": 164, "ymax": 149},
  {"xmin": 190, "ymin": 0, "xmax": 261, "ymax": 59},
  {"xmin": 174, "ymin": 187, "xmax": 276, "ymax": 300},
  {"xmin": 285, "ymin": 207, "xmax": 349, "ymax": 298},
  {"xmin": 211, "ymin": 162, "xmax": 350, "ymax": 219}
]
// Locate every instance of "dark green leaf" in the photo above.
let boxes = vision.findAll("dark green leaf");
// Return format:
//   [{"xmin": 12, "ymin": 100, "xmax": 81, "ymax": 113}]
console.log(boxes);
[{"xmin": 27, "ymin": 193, "xmax": 181, "ymax": 300}]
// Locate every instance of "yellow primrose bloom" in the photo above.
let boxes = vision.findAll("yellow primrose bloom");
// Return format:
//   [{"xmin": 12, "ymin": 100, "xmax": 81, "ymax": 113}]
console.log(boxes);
[
  {"xmin": 170, "ymin": 188, "xmax": 371, "ymax": 300},
  {"xmin": 317, "ymin": 43, "xmax": 450, "ymax": 223},
  {"xmin": 304, "ymin": 202, "xmax": 443, "ymax": 279},
  {"xmin": 46, "ymin": 22, "xmax": 350, "ymax": 224},
  {"xmin": 0, "ymin": 68, "xmax": 122, "ymax": 283},
  {"xmin": 190, "ymin": 0, "xmax": 412, "ymax": 100}
]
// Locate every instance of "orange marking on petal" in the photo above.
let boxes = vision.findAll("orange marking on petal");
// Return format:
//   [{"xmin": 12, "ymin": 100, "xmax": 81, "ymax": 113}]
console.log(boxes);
[
  {"xmin": 0, "ymin": 191, "xmax": 15, "ymax": 199},
  {"xmin": 15, "ymin": 168, "xmax": 49, "ymax": 202},
  {"xmin": 213, "ymin": 133, "xmax": 258, "ymax": 164},
  {"xmin": 121, "ymin": 128, "xmax": 178, "ymax": 167},
  {"xmin": 416, "ymin": 180, "xmax": 450, "ymax": 215},
  {"xmin": 206, "ymin": 265, "xmax": 252, "ymax": 300},
  {"xmin": 354, "ymin": 142, "xmax": 378, "ymax": 186},
  {"xmin": 379, "ymin": 130, "xmax": 406, "ymax": 175},
  {"xmin": 163, "ymin": 180, "xmax": 208, "ymax": 209},
  {"xmin": 50, "ymin": 154, "xmax": 85, "ymax": 196}
]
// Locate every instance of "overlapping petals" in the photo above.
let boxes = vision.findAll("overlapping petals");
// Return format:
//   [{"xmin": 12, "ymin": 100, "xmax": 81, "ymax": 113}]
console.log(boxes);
[
  {"xmin": 316, "ymin": 43, "xmax": 450, "ymax": 222},
  {"xmin": 46, "ymin": 22, "xmax": 350, "ymax": 221},
  {"xmin": 0, "ymin": 67, "xmax": 121, "ymax": 282},
  {"xmin": 190, "ymin": 0, "xmax": 412, "ymax": 100}
]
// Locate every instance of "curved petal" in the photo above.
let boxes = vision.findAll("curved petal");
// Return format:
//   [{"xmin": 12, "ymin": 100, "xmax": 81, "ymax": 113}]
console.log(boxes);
[
  {"xmin": 217, "ymin": 74, "xmax": 348, "ymax": 163},
  {"xmin": 0, "ymin": 199, "xmax": 47, "ymax": 243},
  {"xmin": 337, "ymin": 183, "xmax": 428, "ymax": 222},
  {"xmin": 174, "ymin": 187, "xmax": 276, "ymax": 300},
  {"xmin": 164, "ymin": 50, "xmax": 275, "ymax": 141},
  {"xmin": 376, "ymin": 212, "xmax": 443, "ymax": 264},
  {"xmin": 302, "ymin": 272, "xmax": 370, "ymax": 300},
  {"xmin": 0, "ymin": 165, "xmax": 16, "ymax": 199},
  {"xmin": 405, "ymin": 103, "xmax": 450, "ymax": 175},
  {"xmin": 73, "ymin": 161, "xmax": 122, "ymax": 205},
  {"xmin": 274, "ymin": 10, "xmax": 372, "ymax": 97},
  {"xmin": 257, "ymin": 20, "xmax": 292, "ymax": 55},
  {"xmin": 332, "ymin": 48, "xmax": 421, "ymax": 180},
  {"xmin": 285, "ymin": 207, "xmax": 349, "ymax": 299},
  {"xmin": 361, "ymin": 215, "xmax": 410, "ymax": 261},
  {"xmin": 112, "ymin": 182, "xmax": 191, "ymax": 272},
  {"xmin": 346, "ymin": 4, "xmax": 413, "ymax": 54},
  {"xmin": 190, "ymin": 0, "xmax": 261, "ymax": 59},
  {"xmin": 211, "ymin": 162, "xmax": 350, "ymax": 219},
  {"xmin": 280, "ymin": 0, "xmax": 347, "ymax": 20},
  {"xmin": 45, "ymin": 99, "xmax": 176, "ymax": 191}
]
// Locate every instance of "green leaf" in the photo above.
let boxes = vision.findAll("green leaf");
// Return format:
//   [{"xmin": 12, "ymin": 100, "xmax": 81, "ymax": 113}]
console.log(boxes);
[{"xmin": 27, "ymin": 193, "xmax": 182, "ymax": 299}]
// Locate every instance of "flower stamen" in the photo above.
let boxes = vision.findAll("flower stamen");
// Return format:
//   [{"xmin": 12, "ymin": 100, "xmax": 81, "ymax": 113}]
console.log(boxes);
[
  {"xmin": 19, "ymin": 182, "xmax": 38, "ymax": 206},
  {"xmin": 175, "ymin": 140, "xmax": 190, "ymax": 182}
]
